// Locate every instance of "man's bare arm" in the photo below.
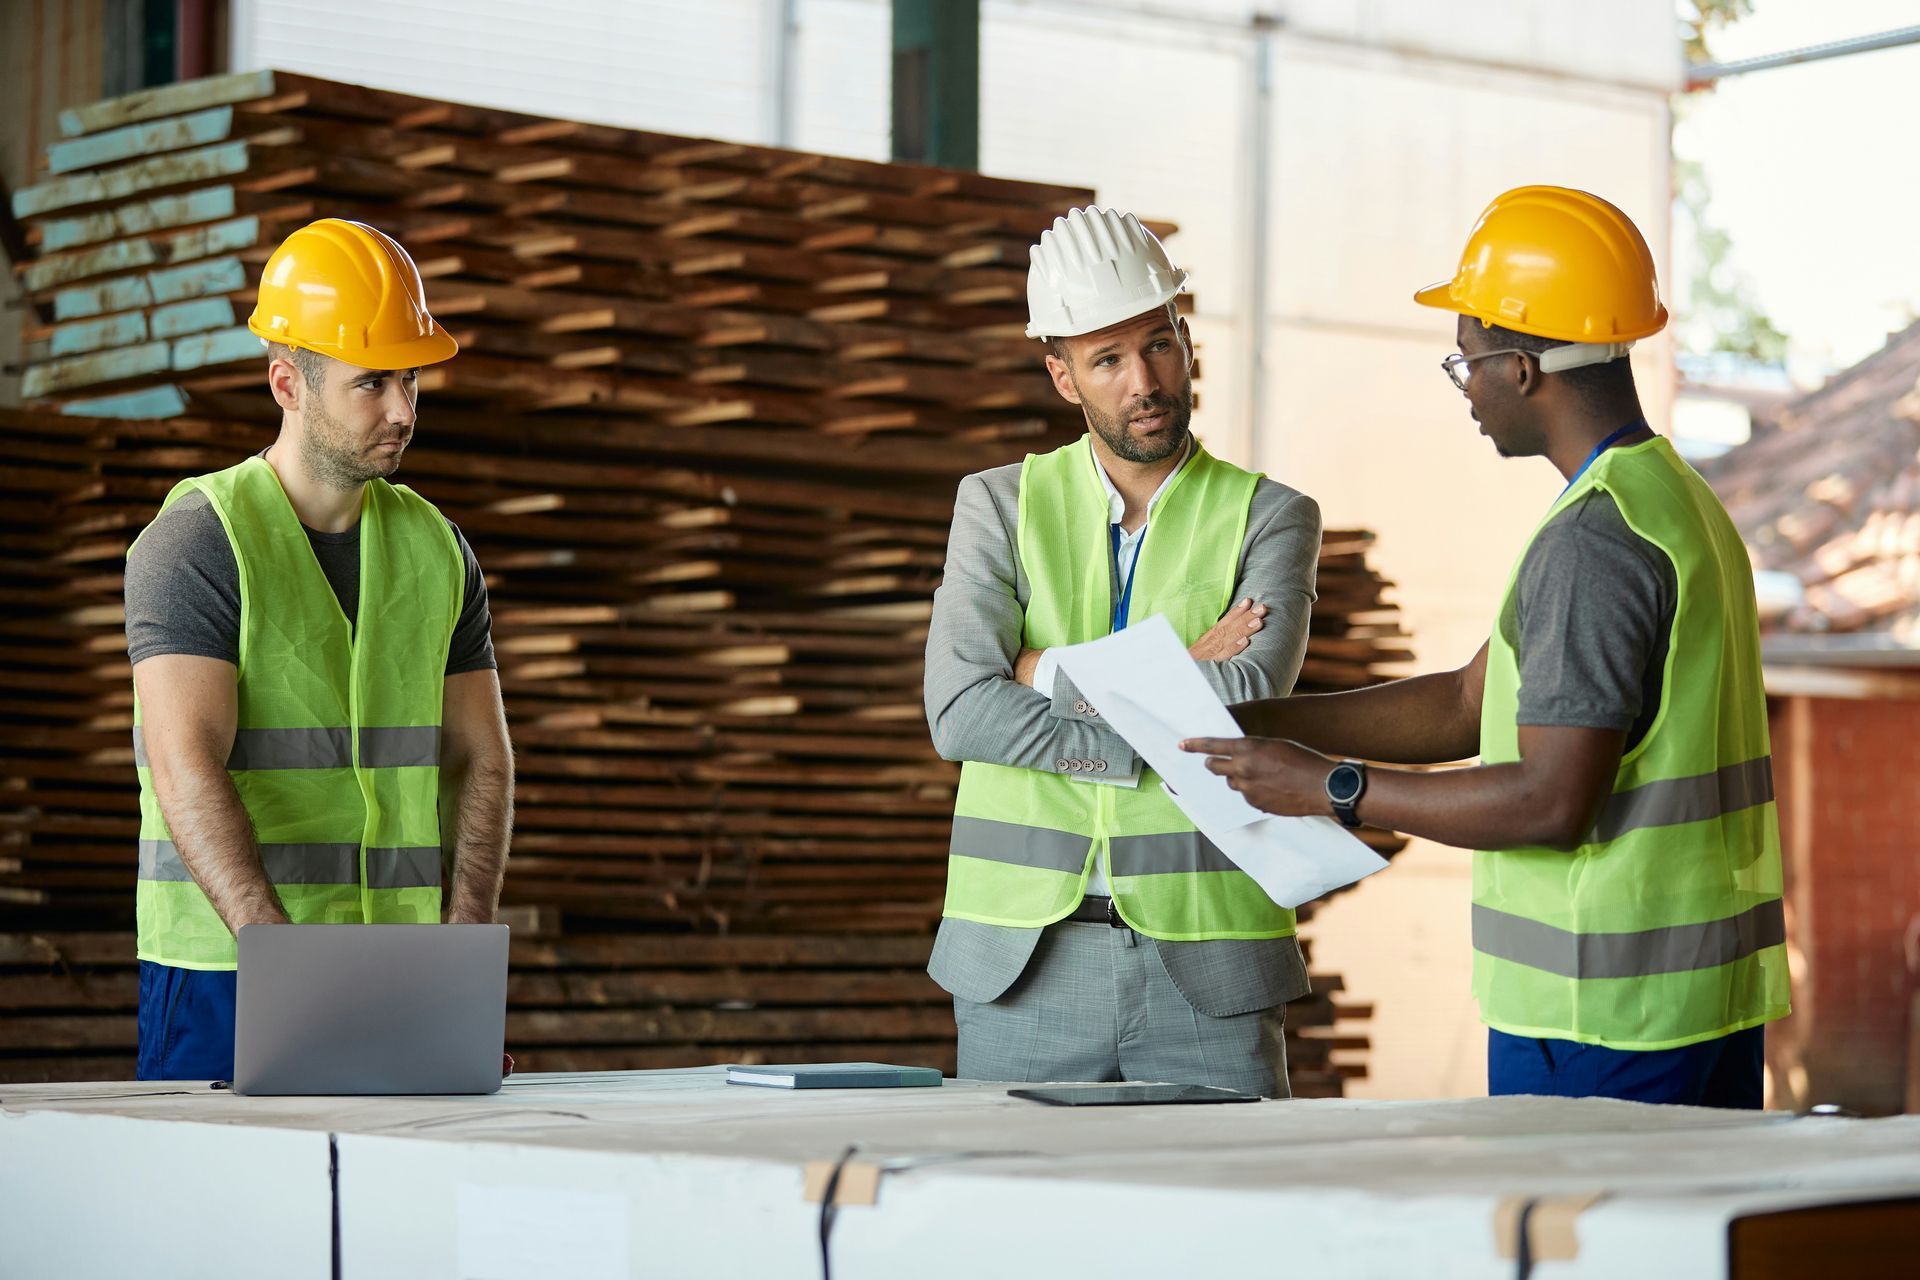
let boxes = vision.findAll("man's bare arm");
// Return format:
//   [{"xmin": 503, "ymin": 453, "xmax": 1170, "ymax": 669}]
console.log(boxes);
[
  {"xmin": 1229, "ymin": 642, "xmax": 1489, "ymax": 765},
  {"xmin": 133, "ymin": 654, "xmax": 289, "ymax": 929},
  {"xmin": 1185, "ymin": 721, "xmax": 1625, "ymax": 853},
  {"xmin": 439, "ymin": 668, "xmax": 514, "ymax": 924}
]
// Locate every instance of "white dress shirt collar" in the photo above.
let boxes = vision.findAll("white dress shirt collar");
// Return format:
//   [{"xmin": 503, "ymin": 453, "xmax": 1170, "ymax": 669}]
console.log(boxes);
[{"xmin": 1090, "ymin": 435, "xmax": 1195, "ymax": 528}]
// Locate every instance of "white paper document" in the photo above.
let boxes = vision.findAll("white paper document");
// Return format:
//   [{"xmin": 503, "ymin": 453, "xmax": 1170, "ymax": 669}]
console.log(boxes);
[{"xmin": 1051, "ymin": 614, "xmax": 1389, "ymax": 908}]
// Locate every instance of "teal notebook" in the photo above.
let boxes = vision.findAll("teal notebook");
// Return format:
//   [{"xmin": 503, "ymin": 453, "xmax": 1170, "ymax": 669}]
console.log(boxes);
[{"xmin": 725, "ymin": 1062, "xmax": 944, "ymax": 1089}]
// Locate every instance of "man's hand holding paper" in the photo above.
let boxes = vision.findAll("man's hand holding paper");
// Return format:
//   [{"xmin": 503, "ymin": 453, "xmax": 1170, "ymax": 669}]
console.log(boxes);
[{"xmin": 1051, "ymin": 615, "xmax": 1387, "ymax": 909}]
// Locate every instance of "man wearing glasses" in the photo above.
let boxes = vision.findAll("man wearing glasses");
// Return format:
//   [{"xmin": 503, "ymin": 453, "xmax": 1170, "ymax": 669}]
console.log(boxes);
[{"xmin": 1181, "ymin": 186, "xmax": 1789, "ymax": 1108}]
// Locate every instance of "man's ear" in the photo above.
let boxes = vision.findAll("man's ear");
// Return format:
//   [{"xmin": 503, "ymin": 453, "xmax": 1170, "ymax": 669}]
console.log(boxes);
[
  {"xmin": 267, "ymin": 357, "xmax": 303, "ymax": 415},
  {"xmin": 1512, "ymin": 350, "xmax": 1541, "ymax": 398},
  {"xmin": 1044, "ymin": 352, "xmax": 1082, "ymax": 406},
  {"xmin": 1176, "ymin": 314, "xmax": 1194, "ymax": 367}
]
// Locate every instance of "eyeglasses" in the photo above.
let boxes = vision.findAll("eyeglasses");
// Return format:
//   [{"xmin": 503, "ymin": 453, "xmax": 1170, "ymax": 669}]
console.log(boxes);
[{"xmin": 1440, "ymin": 348, "xmax": 1533, "ymax": 392}]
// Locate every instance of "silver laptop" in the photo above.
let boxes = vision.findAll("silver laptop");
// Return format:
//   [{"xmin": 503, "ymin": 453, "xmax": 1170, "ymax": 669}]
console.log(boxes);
[{"xmin": 233, "ymin": 923, "xmax": 509, "ymax": 1096}]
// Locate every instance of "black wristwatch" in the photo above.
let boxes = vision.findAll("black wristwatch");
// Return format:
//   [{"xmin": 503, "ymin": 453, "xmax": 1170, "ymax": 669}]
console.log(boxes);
[{"xmin": 1326, "ymin": 761, "xmax": 1368, "ymax": 829}]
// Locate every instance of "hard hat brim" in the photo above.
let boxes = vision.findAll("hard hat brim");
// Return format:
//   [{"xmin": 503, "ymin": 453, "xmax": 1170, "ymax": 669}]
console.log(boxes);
[
  {"xmin": 1411, "ymin": 280, "xmax": 1669, "ymax": 343},
  {"xmin": 1412, "ymin": 281, "xmax": 1456, "ymax": 313},
  {"xmin": 1025, "ymin": 277, "xmax": 1187, "ymax": 341},
  {"xmin": 248, "ymin": 319, "xmax": 460, "ymax": 371}
]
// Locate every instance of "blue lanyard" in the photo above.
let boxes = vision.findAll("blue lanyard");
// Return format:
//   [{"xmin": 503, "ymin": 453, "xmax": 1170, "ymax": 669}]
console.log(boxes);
[
  {"xmin": 1562, "ymin": 420, "xmax": 1649, "ymax": 497},
  {"xmin": 1110, "ymin": 521, "xmax": 1148, "ymax": 632}
]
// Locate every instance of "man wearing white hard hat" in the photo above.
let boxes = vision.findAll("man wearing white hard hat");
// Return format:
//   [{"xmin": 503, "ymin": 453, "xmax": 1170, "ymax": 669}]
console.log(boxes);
[{"xmin": 922, "ymin": 207, "xmax": 1325, "ymax": 1095}]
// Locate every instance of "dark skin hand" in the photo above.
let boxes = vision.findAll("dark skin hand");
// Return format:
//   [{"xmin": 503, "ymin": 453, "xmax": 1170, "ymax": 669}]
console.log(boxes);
[
  {"xmin": 1178, "ymin": 723, "xmax": 1627, "ymax": 852},
  {"xmin": 1176, "ymin": 311, "xmax": 1657, "ymax": 855}
]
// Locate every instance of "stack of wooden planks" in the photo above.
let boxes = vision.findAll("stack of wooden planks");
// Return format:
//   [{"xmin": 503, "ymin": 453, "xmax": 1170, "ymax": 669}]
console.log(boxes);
[
  {"xmin": 2, "ymin": 71, "xmax": 1410, "ymax": 1091},
  {"xmin": 0, "ymin": 928, "xmax": 1370, "ymax": 1095},
  {"xmin": 10, "ymin": 68, "xmax": 1083, "ymax": 425}
]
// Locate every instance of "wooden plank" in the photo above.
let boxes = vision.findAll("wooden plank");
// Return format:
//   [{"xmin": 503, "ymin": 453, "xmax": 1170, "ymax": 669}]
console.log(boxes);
[
  {"xmin": 45, "ymin": 105, "xmax": 239, "ymax": 175},
  {"xmin": 22, "ymin": 214, "xmax": 259, "ymax": 291},
  {"xmin": 38, "ymin": 186, "xmax": 238, "ymax": 253},
  {"xmin": 57, "ymin": 69, "xmax": 277, "ymax": 138},
  {"xmin": 169, "ymin": 326, "xmax": 261, "ymax": 372},
  {"xmin": 149, "ymin": 296, "xmax": 238, "ymax": 341},
  {"xmin": 146, "ymin": 254, "xmax": 249, "ymax": 305},
  {"xmin": 52, "ymin": 255, "xmax": 245, "ymax": 320},
  {"xmin": 21, "ymin": 342, "xmax": 170, "ymax": 398},
  {"xmin": 49, "ymin": 311, "xmax": 147, "ymax": 358},
  {"xmin": 50, "ymin": 273, "xmax": 152, "ymax": 322},
  {"xmin": 13, "ymin": 140, "xmax": 255, "ymax": 218},
  {"xmin": 58, "ymin": 386, "xmax": 189, "ymax": 419}
]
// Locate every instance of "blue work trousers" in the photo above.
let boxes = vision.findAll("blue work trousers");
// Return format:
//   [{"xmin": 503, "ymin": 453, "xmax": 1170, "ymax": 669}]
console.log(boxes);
[
  {"xmin": 136, "ymin": 960, "xmax": 237, "ymax": 1081},
  {"xmin": 1488, "ymin": 1025, "xmax": 1764, "ymax": 1108}
]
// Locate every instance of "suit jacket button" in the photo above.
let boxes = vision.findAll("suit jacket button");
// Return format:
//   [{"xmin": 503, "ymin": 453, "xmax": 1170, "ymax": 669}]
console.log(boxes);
[
  {"xmin": 1056, "ymin": 758, "xmax": 1073, "ymax": 771},
  {"xmin": 1085, "ymin": 705, "xmax": 1099, "ymax": 718},
  {"xmin": 1094, "ymin": 760, "xmax": 1108, "ymax": 773},
  {"xmin": 1073, "ymin": 699, "xmax": 1088, "ymax": 714}
]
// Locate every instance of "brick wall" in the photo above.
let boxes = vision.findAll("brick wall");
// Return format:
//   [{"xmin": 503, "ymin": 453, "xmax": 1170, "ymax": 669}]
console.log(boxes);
[{"xmin": 1769, "ymin": 694, "xmax": 1920, "ymax": 1116}]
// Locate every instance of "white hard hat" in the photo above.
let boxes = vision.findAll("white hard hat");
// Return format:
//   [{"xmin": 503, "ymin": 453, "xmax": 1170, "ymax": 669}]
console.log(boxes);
[{"xmin": 1025, "ymin": 206, "xmax": 1188, "ymax": 341}]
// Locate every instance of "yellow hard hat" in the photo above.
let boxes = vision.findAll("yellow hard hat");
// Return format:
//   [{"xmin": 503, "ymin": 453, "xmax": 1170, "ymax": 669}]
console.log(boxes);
[
  {"xmin": 247, "ymin": 218, "xmax": 458, "ymax": 370},
  {"xmin": 1414, "ymin": 186, "xmax": 1667, "ymax": 344}
]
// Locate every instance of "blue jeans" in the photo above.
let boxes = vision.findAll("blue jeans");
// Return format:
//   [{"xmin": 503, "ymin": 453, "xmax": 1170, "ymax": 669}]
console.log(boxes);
[
  {"xmin": 136, "ymin": 961, "xmax": 237, "ymax": 1081},
  {"xmin": 1488, "ymin": 1025, "xmax": 1764, "ymax": 1108}
]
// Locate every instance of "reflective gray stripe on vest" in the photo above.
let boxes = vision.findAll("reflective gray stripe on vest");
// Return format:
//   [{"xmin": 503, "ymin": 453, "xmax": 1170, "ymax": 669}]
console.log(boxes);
[
  {"xmin": 231, "ymin": 727, "xmax": 352, "ymax": 770},
  {"xmin": 139, "ymin": 838, "xmax": 358, "ymax": 884},
  {"xmin": 949, "ymin": 816, "xmax": 1089, "ymax": 873},
  {"xmin": 1472, "ymin": 899, "xmax": 1786, "ymax": 980},
  {"xmin": 132, "ymin": 726, "xmax": 348, "ymax": 770},
  {"xmin": 1110, "ymin": 831, "xmax": 1238, "ymax": 876},
  {"xmin": 132, "ymin": 725, "xmax": 440, "ymax": 770},
  {"xmin": 948, "ymin": 819, "xmax": 1236, "ymax": 877},
  {"xmin": 1590, "ymin": 757, "xmax": 1775, "ymax": 844},
  {"xmin": 367, "ymin": 846, "xmax": 442, "ymax": 889},
  {"xmin": 138, "ymin": 840, "xmax": 441, "ymax": 889},
  {"xmin": 359, "ymin": 726, "xmax": 441, "ymax": 768}
]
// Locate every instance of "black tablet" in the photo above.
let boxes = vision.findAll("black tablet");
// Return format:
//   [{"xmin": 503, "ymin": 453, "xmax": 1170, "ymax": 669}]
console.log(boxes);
[{"xmin": 1007, "ymin": 1083, "xmax": 1262, "ymax": 1106}]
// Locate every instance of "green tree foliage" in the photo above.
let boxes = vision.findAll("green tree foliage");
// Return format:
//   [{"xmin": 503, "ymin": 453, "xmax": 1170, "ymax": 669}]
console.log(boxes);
[
  {"xmin": 1679, "ymin": 0, "xmax": 1756, "ymax": 63},
  {"xmin": 1674, "ymin": 1, "xmax": 1789, "ymax": 363}
]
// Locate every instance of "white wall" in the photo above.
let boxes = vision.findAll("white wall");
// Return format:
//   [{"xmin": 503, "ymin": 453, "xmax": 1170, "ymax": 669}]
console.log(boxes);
[
  {"xmin": 236, "ymin": 0, "xmax": 780, "ymax": 143},
  {"xmin": 233, "ymin": 0, "xmax": 1680, "ymax": 1099},
  {"xmin": 976, "ymin": 4, "xmax": 1259, "ymax": 464}
]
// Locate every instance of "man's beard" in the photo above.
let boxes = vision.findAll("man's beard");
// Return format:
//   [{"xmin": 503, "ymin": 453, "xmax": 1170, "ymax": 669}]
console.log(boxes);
[
  {"xmin": 301, "ymin": 398, "xmax": 406, "ymax": 490},
  {"xmin": 1083, "ymin": 384, "xmax": 1193, "ymax": 464}
]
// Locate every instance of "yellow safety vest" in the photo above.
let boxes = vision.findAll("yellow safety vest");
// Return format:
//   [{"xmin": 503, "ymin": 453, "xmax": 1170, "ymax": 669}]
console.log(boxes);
[
  {"xmin": 1474, "ymin": 437, "xmax": 1790, "ymax": 1049},
  {"xmin": 132, "ymin": 457, "xmax": 463, "ymax": 969},
  {"xmin": 944, "ymin": 437, "xmax": 1297, "ymax": 941}
]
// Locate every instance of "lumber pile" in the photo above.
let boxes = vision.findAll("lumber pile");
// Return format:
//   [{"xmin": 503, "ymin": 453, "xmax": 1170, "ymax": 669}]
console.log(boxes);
[
  {"xmin": 2, "ymin": 71, "xmax": 1410, "ymax": 1090},
  {"xmin": 9, "ymin": 68, "xmax": 1085, "ymax": 423},
  {"xmin": 0, "ymin": 929, "xmax": 1376, "ymax": 1096}
]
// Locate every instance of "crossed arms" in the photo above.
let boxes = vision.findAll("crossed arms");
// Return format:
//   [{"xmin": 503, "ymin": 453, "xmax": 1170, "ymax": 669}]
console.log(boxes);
[{"xmin": 925, "ymin": 469, "xmax": 1324, "ymax": 774}]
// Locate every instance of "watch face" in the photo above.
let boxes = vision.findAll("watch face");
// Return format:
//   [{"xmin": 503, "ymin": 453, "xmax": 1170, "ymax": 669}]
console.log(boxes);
[{"xmin": 1327, "ymin": 764, "xmax": 1363, "ymax": 804}]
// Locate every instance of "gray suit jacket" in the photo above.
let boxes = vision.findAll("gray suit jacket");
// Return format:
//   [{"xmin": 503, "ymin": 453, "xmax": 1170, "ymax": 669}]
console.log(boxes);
[{"xmin": 924, "ymin": 442, "xmax": 1322, "ymax": 1017}]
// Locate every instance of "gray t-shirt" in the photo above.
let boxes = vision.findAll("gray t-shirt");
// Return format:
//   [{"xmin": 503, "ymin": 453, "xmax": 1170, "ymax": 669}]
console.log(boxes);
[
  {"xmin": 125, "ymin": 488, "xmax": 496, "ymax": 675},
  {"xmin": 1498, "ymin": 489, "xmax": 1676, "ymax": 750}
]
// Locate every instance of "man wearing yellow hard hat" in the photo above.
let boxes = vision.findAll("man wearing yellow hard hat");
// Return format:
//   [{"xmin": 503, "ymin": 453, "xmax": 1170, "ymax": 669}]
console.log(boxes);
[
  {"xmin": 924, "ymin": 207, "xmax": 1325, "ymax": 1095},
  {"xmin": 1182, "ymin": 187, "xmax": 1789, "ymax": 1107},
  {"xmin": 123, "ymin": 219, "xmax": 513, "ymax": 1080}
]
